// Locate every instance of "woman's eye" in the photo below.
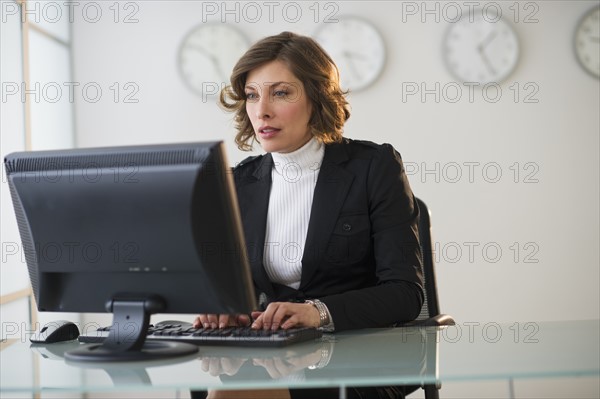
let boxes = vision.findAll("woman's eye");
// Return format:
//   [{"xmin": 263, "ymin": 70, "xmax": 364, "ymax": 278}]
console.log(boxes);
[
  {"xmin": 274, "ymin": 90, "xmax": 288, "ymax": 97},
  {"xmin": 245, "ymin": 92, "xmax": 257, "ymax": 100}
]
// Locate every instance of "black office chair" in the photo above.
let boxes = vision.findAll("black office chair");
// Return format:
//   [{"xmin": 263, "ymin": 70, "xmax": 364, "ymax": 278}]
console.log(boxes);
[
  {"xmin": 406, "ymin": 197, "xmax": 455, "ymax": 327},
  {"xmin": 398, "ymin": 197, "xmax": 455, "ymax": 399}
]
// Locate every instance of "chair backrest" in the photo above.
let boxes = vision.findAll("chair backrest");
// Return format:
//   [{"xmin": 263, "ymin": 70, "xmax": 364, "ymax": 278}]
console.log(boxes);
[
  {"xmin": 403, "ymin": 198, "xmax": 451, "ymax": 398},
  {"xmin": 414, "ymin": 197, "xmax": 442, "ymax": 321}
]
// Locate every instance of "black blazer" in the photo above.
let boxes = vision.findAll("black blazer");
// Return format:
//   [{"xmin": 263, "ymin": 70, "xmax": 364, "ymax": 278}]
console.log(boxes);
[{"xmin": 234, "ymin": 138, "xmax": 424, "ymax": 331}]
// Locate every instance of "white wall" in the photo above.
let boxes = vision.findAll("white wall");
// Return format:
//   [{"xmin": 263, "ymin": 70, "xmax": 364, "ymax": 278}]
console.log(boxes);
[
  {"xmin": 1, "ymin": 0, "xmax": 30, "ymax": 338},
  {"xmin": 1, "ymin": 0, "xmax": 79, "ymax": 380},
  {"xmin": 1, "ymin": 2, "xmax": 80, "ymax": 397},
  {"xmin": 70, "ymin": 0, "xmax": 599, "ymax": 327}
]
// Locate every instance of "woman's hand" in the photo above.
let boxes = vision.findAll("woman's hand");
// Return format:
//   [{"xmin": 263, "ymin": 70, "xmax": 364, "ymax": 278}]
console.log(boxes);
[
  {"xmin": 193, "ymin": 314, "xmax": 251, "ymax": 329},
  {"xmin": 251, "ymin": 302, "xmax": 320, "ymax": 330},
  {"xmin": 252, "ymin": 349, "xmax": 322, "ymax": 378},
  {"xmin": 200, "ymin": 356, "xmax": 248, "ymax": 377}
]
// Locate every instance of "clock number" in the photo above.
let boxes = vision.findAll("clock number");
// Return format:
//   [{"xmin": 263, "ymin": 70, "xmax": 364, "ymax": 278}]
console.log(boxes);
[
  {"xmin": 309, "ymin": 2, "xmax": 339, "ymax": 23},
  {"xmin": 509, "ymin": 2, "xmax": 539, "ymax": 23},
  {"xmin": 509, "ymin": 162, "xmax": 540, "ymax": 183},
  {"xmin": 109, "ymin": 82, "xmax": 139, "ymax": 104},
  {"xmin": 109, "ymin": 2, "xmax": 139, "ymax": 23}
]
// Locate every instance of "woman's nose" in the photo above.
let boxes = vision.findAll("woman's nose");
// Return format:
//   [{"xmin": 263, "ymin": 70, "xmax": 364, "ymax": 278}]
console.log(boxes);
[{"xmin": 256, "ymin": 97, "xmax": 272, "ymax": 119}]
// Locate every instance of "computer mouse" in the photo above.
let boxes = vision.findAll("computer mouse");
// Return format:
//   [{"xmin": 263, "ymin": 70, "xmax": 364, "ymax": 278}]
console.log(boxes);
[
  {"xmin": 154, "ymin": 320, "xmax": 193, "ymax": 328},
  {"xmin": 30, "ymin": 320, "xmax": 80, "ymax": 344}
]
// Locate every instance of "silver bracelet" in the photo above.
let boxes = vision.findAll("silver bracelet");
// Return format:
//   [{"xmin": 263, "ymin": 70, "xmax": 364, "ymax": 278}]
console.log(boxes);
[
  {"xmin": 308, "ymin": 344, "xmax": 332, "ymax": 369},
  {"xmin": 305, "ymin": 299, "xmax": 330, "ymax": 327}
]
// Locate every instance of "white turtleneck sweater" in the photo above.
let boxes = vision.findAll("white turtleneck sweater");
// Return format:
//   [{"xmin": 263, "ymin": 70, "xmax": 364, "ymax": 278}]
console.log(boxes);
[{"xmin": 263, "ymin": 137, "xmax": 325, "ymax": 289}]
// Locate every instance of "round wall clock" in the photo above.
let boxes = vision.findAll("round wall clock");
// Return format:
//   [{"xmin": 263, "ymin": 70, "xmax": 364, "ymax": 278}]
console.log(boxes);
[
  {"xmin": 574, "ymin": 6, "xmax": 600, "ymax": 78},
  {"xmin": 178, "ymin": 23, "xmax": 249, "ymax": 97},
  {"xmin": 314, "ymin": 16, "xmax": 386, "ymax": 91},
  {"xmin": 443, "ymin": 11, "xmax": 520, "ymax": 84}
]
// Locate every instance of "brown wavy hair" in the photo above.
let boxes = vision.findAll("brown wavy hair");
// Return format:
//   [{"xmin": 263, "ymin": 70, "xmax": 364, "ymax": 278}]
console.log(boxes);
[{"xmin": 219, "ymin": 31, "xmax": 351, "ymax": 151}]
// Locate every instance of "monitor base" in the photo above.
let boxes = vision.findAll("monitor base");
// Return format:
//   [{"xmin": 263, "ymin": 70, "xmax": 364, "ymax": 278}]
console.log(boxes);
[
  {"xmin": 65, "ymin": 295, "xmax": 198, "ymax": 362},
  {"xmin": 65, "ymin": 340, "xmax": 198, "ymax": 362}
]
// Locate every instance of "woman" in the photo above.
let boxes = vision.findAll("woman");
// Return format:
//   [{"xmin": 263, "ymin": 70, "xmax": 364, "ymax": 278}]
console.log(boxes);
[{"xmin": 194, "ymin": 31, "xmax": 424, "ymax": 399}]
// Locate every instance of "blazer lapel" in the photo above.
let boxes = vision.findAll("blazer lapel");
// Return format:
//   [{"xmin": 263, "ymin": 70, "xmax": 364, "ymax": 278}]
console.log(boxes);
[
  {"xmin": 300, "ymin": 143, "xmax": 354, "ymax": 287},
  {"xmin": 236, "ymin": 154, "xmax": 275, "ymax": 298}
]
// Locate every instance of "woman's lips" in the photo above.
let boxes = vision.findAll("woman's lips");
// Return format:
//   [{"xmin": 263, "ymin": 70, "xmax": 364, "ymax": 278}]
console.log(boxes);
[{"xmin": 258, "ymin": 127, "xmax": 281, "ymax": 139}]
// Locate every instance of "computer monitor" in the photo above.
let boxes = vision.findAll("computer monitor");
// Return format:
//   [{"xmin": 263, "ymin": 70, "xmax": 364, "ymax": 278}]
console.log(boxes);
[{"xmin": 4, "ymin": 141, "xmax": 257, "ymax": 361}]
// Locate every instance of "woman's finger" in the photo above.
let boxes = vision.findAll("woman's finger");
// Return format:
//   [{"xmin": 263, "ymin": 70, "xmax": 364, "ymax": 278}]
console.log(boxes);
[
  {"xmin": 251, "ymin": 313, "xmax": 264, "ymax": 329},
  {"xmin": 218, "ymin": 314, "xmax": 230, "ymax": 329},
  {"xmin": 194, "ymin": 314, "xmax": 209, "ymax": 328}
]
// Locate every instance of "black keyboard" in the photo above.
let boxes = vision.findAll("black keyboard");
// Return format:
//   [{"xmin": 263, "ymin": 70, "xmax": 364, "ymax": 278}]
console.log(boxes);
[{"xmin": 79, "ymin": 321, "xmax": 323, "ymax": 347}]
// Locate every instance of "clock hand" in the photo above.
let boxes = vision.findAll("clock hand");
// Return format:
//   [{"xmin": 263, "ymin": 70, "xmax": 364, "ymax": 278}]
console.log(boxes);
[
  {"xmin": 479, "ymin": 52, "xmax": 497, "ymax": 76},
  {"xmin": 477, "ymin": 30, "xmax": 498, "ymax": 52},
  {"xmin": 187, "ymin": 45, "xmax": 226, "ymax": 83},
  {"xmin": 477, "ymin": 30, "xmax": 498, "ymax": 76},
  {"xmin": 212, "ymin": 59, "xmax": 227, "ymax": 84},
  {"xmin": 187, "ymin": 44, "xmax": 211, "ymax": 57},
  {"xmin": 342, "ymin": 51, "xmax": 367, "ymax": 61},
  {"xmin": 342, "ymin": 51, "xmax": 362, "ymax": 80}
]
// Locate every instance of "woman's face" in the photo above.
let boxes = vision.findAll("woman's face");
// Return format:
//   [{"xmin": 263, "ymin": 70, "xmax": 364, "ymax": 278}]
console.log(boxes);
[{"xmin": 245, "ymin": 60, "xmax": 313, "ymax": 154}]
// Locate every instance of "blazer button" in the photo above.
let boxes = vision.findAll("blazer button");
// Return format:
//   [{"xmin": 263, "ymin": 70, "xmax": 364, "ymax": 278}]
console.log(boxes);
[{"xmin": 342, "ymin": 223, "xmax": 352, "ymax": 232}]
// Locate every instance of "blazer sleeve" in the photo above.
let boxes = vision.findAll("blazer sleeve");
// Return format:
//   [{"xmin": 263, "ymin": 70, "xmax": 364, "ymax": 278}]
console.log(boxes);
[{"xmin": 320, "ymin": 143, "xmax": 424, "ymax": 331}]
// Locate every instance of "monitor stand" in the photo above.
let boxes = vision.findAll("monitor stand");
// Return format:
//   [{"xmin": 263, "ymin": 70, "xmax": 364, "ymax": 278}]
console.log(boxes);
[{"xmin": 65, "ymin": 296, "xmax": 198, "ymax": 362}]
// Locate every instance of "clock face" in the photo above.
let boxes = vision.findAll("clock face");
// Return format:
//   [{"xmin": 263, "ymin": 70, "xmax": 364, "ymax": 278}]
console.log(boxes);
[
  {"xmin": 574, "ymin": 6, "xmax": 600, "ymax": 78},
  {"xmin": 444, "ymin": 13, "xmax": 520, "ymax": 84},
  {"xmin": 314, "ymin": 17, "xmax": 386, "ymax": 91},
  {"xmin": 178, "ymin": 24, "xmax": 249, "ymax": 96}
]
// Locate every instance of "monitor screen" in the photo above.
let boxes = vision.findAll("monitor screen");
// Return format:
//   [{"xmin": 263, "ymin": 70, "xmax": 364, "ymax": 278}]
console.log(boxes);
[{"xmin": 5, "ymin": 141, "xmax": 256, "ymax": 361}]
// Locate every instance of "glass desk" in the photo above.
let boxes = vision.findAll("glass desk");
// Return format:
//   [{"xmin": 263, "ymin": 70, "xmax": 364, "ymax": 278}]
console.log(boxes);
[{"xmin": 1, "ymin": 320, "xmax": 598, "ymax": 396}]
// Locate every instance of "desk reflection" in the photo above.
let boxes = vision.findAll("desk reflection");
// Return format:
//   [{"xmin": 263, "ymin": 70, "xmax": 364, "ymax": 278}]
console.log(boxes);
[
  {"xmin": 28, "ymin": 327, "xmax": 440, "ymax": 389},
  {"xmin": 196, "ymin": 327, "xmax": 436, "ymax": 386}
]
